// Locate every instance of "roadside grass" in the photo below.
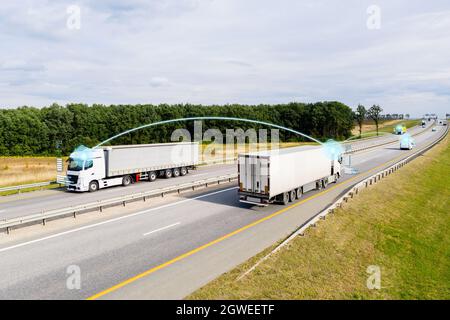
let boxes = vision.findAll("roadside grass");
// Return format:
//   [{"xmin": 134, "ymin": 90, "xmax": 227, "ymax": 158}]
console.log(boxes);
[
  {"xmin": 188, "ymin": 135, "xmax": 450, "ymax": 300},
  {"xmin": 351, "ymin": 119, "xmax": 419, "ymax": 138},
  {"xmin": 0, "ymin": 156, "xmax": 61, "ymax": 188}
]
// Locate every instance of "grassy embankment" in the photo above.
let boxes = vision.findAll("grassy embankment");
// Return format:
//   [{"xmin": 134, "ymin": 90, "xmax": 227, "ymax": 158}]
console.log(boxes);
[{"xmin": 189, "ymin": 134, "xmax": 450, "ymax": 300}]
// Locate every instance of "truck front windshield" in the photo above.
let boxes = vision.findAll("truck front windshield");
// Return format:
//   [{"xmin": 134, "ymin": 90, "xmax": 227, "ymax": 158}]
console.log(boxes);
[{"xmin": 68, "ymin": 158, "xmax": 84, "ymax": 171}]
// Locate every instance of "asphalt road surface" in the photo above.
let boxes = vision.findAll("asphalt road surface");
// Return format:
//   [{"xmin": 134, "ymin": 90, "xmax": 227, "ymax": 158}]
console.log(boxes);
[{"xmin": 0, "ymin": 124, "xmax": 444, "ymax": 299}]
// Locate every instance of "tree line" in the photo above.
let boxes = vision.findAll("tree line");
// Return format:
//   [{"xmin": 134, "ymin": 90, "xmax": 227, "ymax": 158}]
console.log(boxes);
[{"xmin": 0, "ymin": 102, "xmax": 355, "ymax": 156}]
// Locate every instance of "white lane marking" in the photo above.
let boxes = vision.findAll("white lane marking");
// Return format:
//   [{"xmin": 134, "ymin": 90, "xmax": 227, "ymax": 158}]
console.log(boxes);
[
  {"xmin": 191, "ymin": 173, "xmax": 210, "ymax": 177},
  {"xmin": 0, "ymin": 186, "xmax": 238, "ymax": 254},
  {"xmin": 143, "ymin": 222, "xmax": 180, "ymax": 237}
]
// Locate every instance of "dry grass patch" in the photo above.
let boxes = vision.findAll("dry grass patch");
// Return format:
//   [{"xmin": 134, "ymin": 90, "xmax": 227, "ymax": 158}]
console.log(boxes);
[{"xmin": 0, "ymin": 157, "xmax": 58, "ymax": 187}]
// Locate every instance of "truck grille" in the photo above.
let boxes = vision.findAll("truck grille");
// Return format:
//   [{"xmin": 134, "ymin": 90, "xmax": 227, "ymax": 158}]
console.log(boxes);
[{"xmin": 67, "ymin": 175, "xmax": 78, "ymax": 184}]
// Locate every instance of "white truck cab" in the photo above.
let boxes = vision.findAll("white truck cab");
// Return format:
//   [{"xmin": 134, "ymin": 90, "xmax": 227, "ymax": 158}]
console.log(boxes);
[{"xmin": 67, "ymin": 149, "xmax": 105, "ymax": 192}]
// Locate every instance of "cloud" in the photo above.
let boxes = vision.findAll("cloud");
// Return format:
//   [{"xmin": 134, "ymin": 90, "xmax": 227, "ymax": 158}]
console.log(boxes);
[
  {"xmin": 0, "ymin": 0, "xmax": 449, "ymax": 117},
  {"xmin": 150, "ymin": 77, "xmax": 170, "ymax": 87}
]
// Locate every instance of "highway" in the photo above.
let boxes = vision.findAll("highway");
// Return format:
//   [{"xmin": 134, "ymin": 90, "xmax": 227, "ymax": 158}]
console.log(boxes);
[
  {"xmin": 0, "ymin": 124, "xmax": 444, "ymax": 299},
  {"xmin": 0, "ymin": 124, "xmax": 426, "ymax": 221}
]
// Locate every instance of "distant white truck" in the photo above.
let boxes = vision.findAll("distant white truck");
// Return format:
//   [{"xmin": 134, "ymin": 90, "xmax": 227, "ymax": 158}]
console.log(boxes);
[
  {"xmin": 238, "ymin": 146, "xmax": 342, "ymax": 206},
  {"xmin": 400, "ymin": 138, "xmax": 415, "ymax": 150},
  {"xmin": 66, "ymin": 142, "xmax": 199, "ymax": 192}
]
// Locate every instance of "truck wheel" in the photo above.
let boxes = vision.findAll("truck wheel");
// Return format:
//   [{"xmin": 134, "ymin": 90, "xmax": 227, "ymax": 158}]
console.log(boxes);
[
  {"xmin": 164, "ymin": 169, "xmax": 172, "ymax": 178},
  {"xmin": 296, "ymin": 188, "xmax": 302, "ymax": 198},
  {"xmin": 180, "ymin": 167, "xmax": 188, "ymax": 176},
  {"xmin": 88, "ymin": 181, "xmax": 99, "ymax": 192},
  {"xmin": 322, "ymin": 179, "xmax": 328, "ymax": 189},
  {"xmin": 281, "ymin": 192, "xmax": 289, "ymax": 205},
  {"xmin": 173, "ymin": 167, "xmax": 180, "ymax": 177},
  {"xmin": 122, "ymin": 175, "xmax": 132, "ymax": 186},
  {"xmin": 148, "ymin": 171, "xmax": 157, "ymax": 182},
  {"xmin": 289, "ymin": 190, "xmax": 296, "ymax": 202}
]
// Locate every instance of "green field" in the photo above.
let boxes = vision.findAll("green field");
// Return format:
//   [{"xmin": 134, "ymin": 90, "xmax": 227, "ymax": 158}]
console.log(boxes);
[{"xmin": 189, "ymin": 134, "xmax": 450, "ymax": 300}]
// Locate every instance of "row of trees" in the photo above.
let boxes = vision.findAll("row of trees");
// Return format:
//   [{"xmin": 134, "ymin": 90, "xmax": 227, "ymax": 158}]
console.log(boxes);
[
  {"xmin": 0, "ymin": 102, "xmax": 355, "ymax": 156},
  {"xmin": 354, "ymin": 104, "xmax": 384, "ymax": 137}
]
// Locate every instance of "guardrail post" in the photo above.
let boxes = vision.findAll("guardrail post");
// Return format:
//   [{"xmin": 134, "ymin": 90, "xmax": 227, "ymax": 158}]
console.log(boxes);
[
  {"xmin": 6, "ymin": 227, "xmax": 10, "ymax": 235},
  {"xmin": 42, "ymin": 219, "xmax": 46, "ymax": 226},
  {"xmin": 99, "ymin": 206, "xmax": 103, "ymax": 213}
]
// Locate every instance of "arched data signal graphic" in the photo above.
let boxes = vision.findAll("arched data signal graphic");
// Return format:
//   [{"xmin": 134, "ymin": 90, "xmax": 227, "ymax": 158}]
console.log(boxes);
[
  {"xmin": 70, "ymin": 145, "xmax": 93, "ymax": 160},
  {"xmin": 93, "ymin": 116, "xmax": 325, "ymax": 148},
  {"xmin": 322, "ymin": 139, "xmax": 344, "ymax": 161}
]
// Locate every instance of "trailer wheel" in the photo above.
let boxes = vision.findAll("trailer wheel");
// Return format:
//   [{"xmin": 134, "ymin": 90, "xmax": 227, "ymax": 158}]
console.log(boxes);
[
  {"xmin": 122, "ymin": 175, "xmax": 132, "ymax": 186},
  {"xmin": 164, "ymin": 169, "xmax": 173, "ymax": 178},
  {"xmin": 88, "ymin": 181, "xmax": 99, "ymax": 192},
  {"xmin": 173, "ymin": 167, "xmax": 180, "ymax": 177},
  {"xmin": 180, "ymin": 167, "xmax": 188, "ymax": 176},
  {"xmin": 296, "ymin": 188, "xmax": 302, "ymax": 199},
  {"xmin": 281, "ymin": 192, "xmax": 289, "ymax": 205},
  {"xmin": 289, "ymin": 190, "xmax": 296, "ymax": 202},
  {"xmin": 148, "ymin": 171, "xmax": 157, "ymax": 182}
]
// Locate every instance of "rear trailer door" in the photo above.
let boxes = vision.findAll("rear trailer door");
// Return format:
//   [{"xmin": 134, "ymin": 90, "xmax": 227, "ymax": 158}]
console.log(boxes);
[{"xmin": 239, "ymin": 155, "xmax": 269, "ymax": 195}]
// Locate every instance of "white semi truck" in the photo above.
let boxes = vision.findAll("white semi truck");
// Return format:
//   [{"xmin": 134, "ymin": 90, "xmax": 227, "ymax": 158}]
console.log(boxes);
[
  {"xmin": 66, "ymin": 142, "xmax": 199, "ymax": 192},
  {"xmin": 238, "ymin": 145, "xmax": 342, "ymax": 206}
]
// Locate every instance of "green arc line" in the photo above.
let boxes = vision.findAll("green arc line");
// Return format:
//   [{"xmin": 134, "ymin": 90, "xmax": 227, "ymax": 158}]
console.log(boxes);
[{"xmin": 93, "ymin": 116, "xmax": 324, "ymax": 148}]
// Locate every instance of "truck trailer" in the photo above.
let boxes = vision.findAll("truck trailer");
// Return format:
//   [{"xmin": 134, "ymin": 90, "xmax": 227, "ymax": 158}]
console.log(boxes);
[
  {"xmin": 238, "ymin": 145, "xmax": 342, "ymax": 206},
  {"xmin": 66, "ymin": 142, "xmax": 199, "ymax": 192}
]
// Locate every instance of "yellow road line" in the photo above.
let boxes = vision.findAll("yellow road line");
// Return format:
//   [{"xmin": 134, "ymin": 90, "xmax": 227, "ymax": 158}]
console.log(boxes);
[{"xmin": 87, "ymin": 145, "xmax": 426, "ymax": 300}]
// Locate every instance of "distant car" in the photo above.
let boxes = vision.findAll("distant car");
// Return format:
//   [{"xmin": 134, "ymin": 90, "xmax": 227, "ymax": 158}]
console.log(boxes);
[
  {"xmin": 393, "ymin": 124, "xmax": 407, "ymax": 135},
  {"xmin": 432, "ymin": 127, "xmax": 437, "ymax": 132}
]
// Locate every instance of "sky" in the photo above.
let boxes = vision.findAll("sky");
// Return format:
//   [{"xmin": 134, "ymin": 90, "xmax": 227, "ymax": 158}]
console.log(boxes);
[{"xmin": 0, "ymin": 0, "xmax": 449, "ymax": 117}]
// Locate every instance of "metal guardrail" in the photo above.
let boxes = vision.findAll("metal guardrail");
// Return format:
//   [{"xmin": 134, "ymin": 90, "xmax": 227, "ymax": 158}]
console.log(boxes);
[
  {"xmin": 0, "ymin": 173, "xmax": 238, "ymax": 233},
  {"xmin": 0, "ymin": 181, "xmax": 59, "ymax": 193},
  {"xmin": 238, "ymin": 124, "xmax": 448, "ymax": 279}
]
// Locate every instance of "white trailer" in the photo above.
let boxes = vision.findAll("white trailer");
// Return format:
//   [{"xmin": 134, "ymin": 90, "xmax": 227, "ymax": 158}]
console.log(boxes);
[
  {"xmin": 66, "ymin": 142, "xmax": 199, "ymax": 192},
  {"xmin": 238, "ymin": 145, "xmax": 342, "ymax": 206}
]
